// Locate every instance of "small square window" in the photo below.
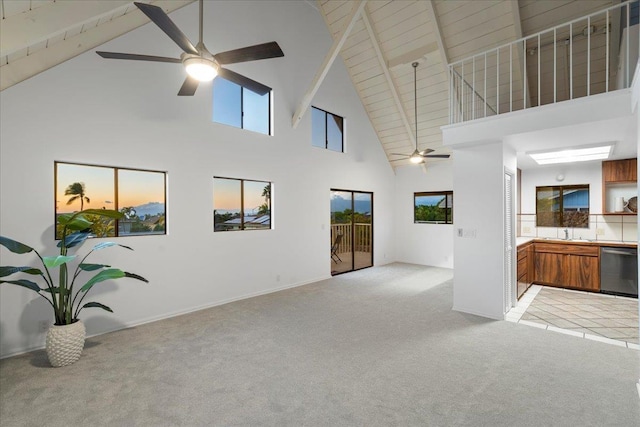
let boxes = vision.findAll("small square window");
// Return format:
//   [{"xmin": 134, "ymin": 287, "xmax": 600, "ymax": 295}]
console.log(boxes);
[
  {"xmin": 414, "ymin": 191, "xmax": 453, "ymax": 224},
  {"xmin": 214, "ymin": 177, "xmax": 272, "ymax": 231},
  {"xmin": 536, "ymin": 185, "xmax": 589, "ymax": 228}
]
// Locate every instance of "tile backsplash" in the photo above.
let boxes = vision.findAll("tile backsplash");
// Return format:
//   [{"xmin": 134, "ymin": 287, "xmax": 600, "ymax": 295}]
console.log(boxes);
[{"xmin": 518, "ymin": 214, "xmax": 638, "ymax": 242}]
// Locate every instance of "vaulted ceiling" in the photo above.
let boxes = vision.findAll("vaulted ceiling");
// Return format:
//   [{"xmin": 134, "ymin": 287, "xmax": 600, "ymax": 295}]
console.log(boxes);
[{"xmin": 0, "ymin": 0, "xmax": 622, "ymax": 167}]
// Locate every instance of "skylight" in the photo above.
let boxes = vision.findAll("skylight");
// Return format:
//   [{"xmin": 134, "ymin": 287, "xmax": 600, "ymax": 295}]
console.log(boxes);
[{"xmin": 528, "ymin": 145, "xmax": 613, "ymax": 165}]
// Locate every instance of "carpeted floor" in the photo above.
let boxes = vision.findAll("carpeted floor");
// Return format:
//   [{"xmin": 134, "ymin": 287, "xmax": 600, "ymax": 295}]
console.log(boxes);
[{"xmin": 1, "ymin": 263, "xmax": 638, "ymax": 426}]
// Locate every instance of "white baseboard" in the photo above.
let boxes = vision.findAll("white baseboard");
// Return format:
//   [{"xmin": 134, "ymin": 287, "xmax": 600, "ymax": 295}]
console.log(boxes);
[
  {"xmin": 451, "ymin": 305, "xmax": 504, "ymax": 321},
  {"xmin": 1, "ymin": 275, "xmax": 331, "ymax": 359}
]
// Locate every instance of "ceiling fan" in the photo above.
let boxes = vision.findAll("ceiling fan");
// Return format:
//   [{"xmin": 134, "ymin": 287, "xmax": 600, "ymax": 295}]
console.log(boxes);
[
  {"xmin": 391, "ymin": 62, "xmax": 450, "ymax": 164},
  {"xmin": 96, "ymin": 0, "xmax": 284, "ymax": 96}
]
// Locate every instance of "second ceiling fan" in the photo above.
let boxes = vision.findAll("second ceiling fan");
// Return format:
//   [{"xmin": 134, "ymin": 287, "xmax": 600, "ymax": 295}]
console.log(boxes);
[
  {"xmin": 391, "ymin": 62, "xmax": 450, "ymax": 164},
  {"xmin": 96, "ymin": 0, "xmax": 284, "ymax": 96}
]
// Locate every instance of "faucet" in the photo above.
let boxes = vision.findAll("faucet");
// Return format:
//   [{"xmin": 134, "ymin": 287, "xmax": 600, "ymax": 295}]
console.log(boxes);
[{"xmin": 564, "ymin": 228, "xmax": 569, "ymax": 240}]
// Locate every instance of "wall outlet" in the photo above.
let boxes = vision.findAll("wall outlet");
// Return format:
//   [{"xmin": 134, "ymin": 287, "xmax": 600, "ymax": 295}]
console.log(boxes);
[
  {"xmin": 523, "ymin": 226, "xmax": 531, "ymax": 233},
  {"xmin": 276, "ymin": 274, "xmax": 281, "ymax": 282},
  {"xmin": 38, "ymin": 321, "xmax": 49, "ymax": 332},
  {"xmin": 596, "ymin": 228, "xmax": 605, "ymax": 235}
]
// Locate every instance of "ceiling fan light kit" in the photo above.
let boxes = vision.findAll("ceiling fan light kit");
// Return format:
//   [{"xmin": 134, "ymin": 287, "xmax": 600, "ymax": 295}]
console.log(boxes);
[
  {"xmin": 410, "ymin": 151, "xmax": 424, "ymax": 164},
  {"xmin": 96, "ymin": 0, "xmax": 284, "ymax": 95},
  {"xmin": 183, "ymin": 56, "xmax": 218, "ymax": 82}
]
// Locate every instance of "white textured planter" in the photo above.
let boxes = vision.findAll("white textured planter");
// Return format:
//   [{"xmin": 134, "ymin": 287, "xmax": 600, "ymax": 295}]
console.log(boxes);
[{"xmin": 46, "ymin": 320, "xmax": 86, "ymax": 367}]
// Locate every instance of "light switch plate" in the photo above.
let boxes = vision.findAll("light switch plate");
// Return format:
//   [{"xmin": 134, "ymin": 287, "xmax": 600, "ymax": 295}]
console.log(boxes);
[{"xmin": 596, "ymin": 228, "xmax": 605, "ymax": 235}]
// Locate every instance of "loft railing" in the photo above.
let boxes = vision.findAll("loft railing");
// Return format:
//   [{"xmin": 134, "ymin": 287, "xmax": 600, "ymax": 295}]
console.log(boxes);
[{"xmin": 449, "ymin": 0, "xmax": 640, "ymax": 124}]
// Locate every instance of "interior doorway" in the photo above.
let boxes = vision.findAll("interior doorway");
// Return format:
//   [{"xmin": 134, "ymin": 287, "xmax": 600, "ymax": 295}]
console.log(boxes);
[{"xmin": 330, "ymin": 189, "xmax": 373, "ymax": 275}]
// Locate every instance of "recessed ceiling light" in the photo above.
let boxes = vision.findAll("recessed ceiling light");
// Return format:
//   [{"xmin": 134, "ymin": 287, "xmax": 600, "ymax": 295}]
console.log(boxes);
[{"xmin": 528, "ymin": 145, "xmax": 613, "ymax": 165}]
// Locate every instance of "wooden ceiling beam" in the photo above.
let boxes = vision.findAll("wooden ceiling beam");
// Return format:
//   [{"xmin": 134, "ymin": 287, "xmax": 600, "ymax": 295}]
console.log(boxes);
[
  {"xmin": 424, "ymin": 0, "xmax": 449, "ymax": 75},
  {"xmin": 361, "ymin": 6, "xmax": 415, "ymax": 151},
  {"xmin": 291, "ymin": 0, "xmax": 366, "ymax": 129}
]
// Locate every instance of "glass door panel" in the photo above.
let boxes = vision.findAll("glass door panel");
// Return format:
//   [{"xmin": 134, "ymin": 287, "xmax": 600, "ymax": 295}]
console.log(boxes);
[
  {"xmin": 330, "ymin": 189, "xmax": 373, "ymax": 275},
  {"xmin": 353, "ymin": 192, "xmax": 373, "ymax": 270},
  {"xmin": 330, "ymin": 191, "xmax": 353, "ymax": 274}
]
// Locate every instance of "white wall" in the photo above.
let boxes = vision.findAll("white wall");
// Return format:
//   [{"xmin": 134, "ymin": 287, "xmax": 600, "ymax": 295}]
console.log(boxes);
[
  {"xmin": 0, "ymin": 1, "xmax": 396, "ymax": 357},
  {"xmin": 520, "ymin": 163, "xmax": 602, "ymax": 214},
  {"xmin": 394, "ymin": 162, "xmax": 454, "ymax": 268},
  {"xmin": 451, "ymin": 142, "xmax": 506, "ymax": 319}
]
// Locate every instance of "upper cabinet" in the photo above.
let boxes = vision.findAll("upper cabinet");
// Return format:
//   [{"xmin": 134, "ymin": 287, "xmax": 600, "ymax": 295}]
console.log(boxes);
[
  {"xmin": 602, "ymin": 158, "xmax": 637, "ymax": 182},
  {"xmin": 602, "ymin": 158, "xmax": 637, "ymax": 214}
]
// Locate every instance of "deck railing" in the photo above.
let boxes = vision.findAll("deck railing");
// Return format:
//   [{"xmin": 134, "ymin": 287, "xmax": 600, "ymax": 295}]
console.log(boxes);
[
  {"xmin": 449, "ymin": 0, "xmax": 640, "ymax": 124},
  {"xmin": 331, "ymin": 223, "xmax": 372, "ymax": 253}
]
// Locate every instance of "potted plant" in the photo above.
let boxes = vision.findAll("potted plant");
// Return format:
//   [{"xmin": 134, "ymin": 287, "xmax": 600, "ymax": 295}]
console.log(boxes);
[{"xmin": 0, "ymin": 209, "xmax": 148, "ymax": 367}]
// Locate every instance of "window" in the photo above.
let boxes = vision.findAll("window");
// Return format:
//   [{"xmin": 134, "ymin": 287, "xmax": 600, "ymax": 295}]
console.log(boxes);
[
  {"xmin": 212, "ymin": 77, "xmax": 271, "ymax": 135},
  {"xmin": 312, "ymin": 106, "xmax": 344, "ymax": 152},
  {"xmin": 414, "ymin": 192, "xmax": 453, "ymax": 224},
  {"xmin": 55, "ymin": 162, "xmax": 166, "ymax": 238},
  {"xmin": 213, "ymin": 177, "xmax": 271, "ymax": 231},
  {"xmin": 536, "ymin": 185, "xmax": 589, "ymax": 228}
]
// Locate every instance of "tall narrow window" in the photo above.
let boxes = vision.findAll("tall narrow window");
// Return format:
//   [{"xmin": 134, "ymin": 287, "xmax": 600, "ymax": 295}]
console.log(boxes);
[
  {"xmin": 312, "ymin": 106, "xmax": 344, "ymax": 152},
  {"xmin": 536, "ymin": 185, "xmax": 589, "ymax": 228},
  {"xmin": 212, "ymin": 77, "xmax": 271, "ymax": 135},
  {"xmin": 213, "ymin": 177, "xmax": 272, "ymax": 231}
]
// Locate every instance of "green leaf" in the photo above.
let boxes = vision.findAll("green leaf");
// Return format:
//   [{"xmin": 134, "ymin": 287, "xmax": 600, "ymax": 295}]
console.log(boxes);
[
  {"xmin": 42, "ymin": 286, "xmax": 69, "ymax": 295},
  {"xmin": 0, "ymin": 266, "xmax": 42, "ymax": 277},
  {"xmin": 79, "ymin": 263, "xmax": 110, "ymax": 271},
  {"xmin": 81, "ymin": 302, "xmax": 113, "ymax": 313},
  {"xmin": 79, "ymin": 268, "xmax": 126, "ymax": 292},
  {"xmin": 0, "ymin": 236, "xmax": 34, "ymax": 254},
  {"xmin": 78, "ymin": 209, "xmax": 124, "ymax": 220},
  {"xmin": 42, "ymin": 255, "xmax": 76, "ymax": 268},
  {"xmin": 1, "ymin": 279, "xmax": 41, "ymax": 292},
  {"xmin": 57, "ymin": 231, "xmax": 90, "ymax": 249},
  {"xmin": 92, "ymin": 242, "xmax": 133, "ymax": 251},
  {"xmin": 125, "ymin": 272, "xmax": 149, "ymax": 283},
  {"xmin": 64, "ymin": 216, "xmax": 93, "ymax": 231},
  {"xmin": 57, "ymin": 213, "xmax": 74, "ymax": 225}
]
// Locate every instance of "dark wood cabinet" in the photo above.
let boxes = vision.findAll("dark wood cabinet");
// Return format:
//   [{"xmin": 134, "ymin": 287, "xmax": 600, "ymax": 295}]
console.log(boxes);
[
  {"xmin": 602, "ymin": 158, "xmax": 637, "ymax": 182},
  {"xmin": 534, "ymin": 252, "xmax": 563, "ymax": 285},
  {"xmin": 517, "ymin": 242, "xmax": 534, "ymax": 299},
  {"xmin": 566, "ymin": 255, "xmax": 599, "ymax": 291},
  {"xmin": 534, "ymin": 242, "xmax": 600, "ymax": 292}
]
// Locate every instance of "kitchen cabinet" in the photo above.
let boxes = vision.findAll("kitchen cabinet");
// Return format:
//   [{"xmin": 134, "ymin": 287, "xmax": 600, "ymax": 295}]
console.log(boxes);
[
  {"xmin": 602, "ymin": 158, "xmax": 637, "ymax": 214},
  {"xmin": 534, "ymin": 242, "xmax": 600, "ymax": 292},
  {"xmin": 517, "ymin": 242, "xmax": 534, "ymax": 299},
  {"xmin": 602, "ymin": 158, "xmax": 637, "ymax": 182}
]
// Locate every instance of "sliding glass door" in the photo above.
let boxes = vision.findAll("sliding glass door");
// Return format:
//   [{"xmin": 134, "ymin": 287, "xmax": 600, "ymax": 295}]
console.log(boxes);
[{"xmin": 330, "ymin": 189, "xmax": 373, "ymax": 275}]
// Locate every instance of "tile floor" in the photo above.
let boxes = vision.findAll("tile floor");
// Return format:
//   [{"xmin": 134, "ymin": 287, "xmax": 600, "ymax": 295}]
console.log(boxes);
[{"xmin": 506, "ymin": 285, "xmax": 639, "ymax": 350}]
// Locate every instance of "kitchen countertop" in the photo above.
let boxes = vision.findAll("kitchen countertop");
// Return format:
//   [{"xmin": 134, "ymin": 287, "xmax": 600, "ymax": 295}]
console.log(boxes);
[{"xmin": 516, "ymin": 237, "xmax": 637, "ymax": 248}]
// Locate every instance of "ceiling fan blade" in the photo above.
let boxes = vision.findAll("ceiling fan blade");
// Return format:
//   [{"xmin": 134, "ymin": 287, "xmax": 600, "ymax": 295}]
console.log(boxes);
[
  {"xmin": 418, "ymin": 148, "xmax": 435, "ymax": 155},
  {"xmin": 178, "ymin": 76, "xmax": 199, "ymax": 96},
  {"xmin": 96, "ymin": 51, "xmax": 182, "ymax": 63},
  {"xmin": 218, "ymin": 68, "xmax": 271, "ymax": 95},
  {"xmin": 134, "ymin": 2, "xmax": 198, "ymax": 55},
  {"xmin": 424, "ymin": 154, "xmax": 451, "ymax": 158},
  {"xmin": 390, "ymin": 153, "xmax": 410, "ymax": 157},
  {"xmin": 214, "ymin": 42, "xmax": 284, "ymax": 65}
]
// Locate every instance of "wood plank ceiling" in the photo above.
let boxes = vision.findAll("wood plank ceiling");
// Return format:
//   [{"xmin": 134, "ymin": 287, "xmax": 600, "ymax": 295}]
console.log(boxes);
[
  {"xmin": 316, "ymin": 0, "xmax": 620, "ymax": 167},
  {"xmin": 0, "ymin": 0, "xmax": 621, "ymax": 168}
]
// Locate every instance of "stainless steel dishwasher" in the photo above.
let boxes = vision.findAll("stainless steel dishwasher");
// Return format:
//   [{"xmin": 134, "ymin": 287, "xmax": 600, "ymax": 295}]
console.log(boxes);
[{"xmin": 600, "ymin": 246, "xmax": 638, "ymax": 298}]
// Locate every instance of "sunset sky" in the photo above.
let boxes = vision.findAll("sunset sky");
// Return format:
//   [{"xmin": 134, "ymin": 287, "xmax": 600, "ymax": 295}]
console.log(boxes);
[
  {"xmin": 56, "ymin": 163, "xmax": 165, "ymax": 214},
  {"xmin": 214, "ymin": 178, "xmax": 270, "ymax": 213}
]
